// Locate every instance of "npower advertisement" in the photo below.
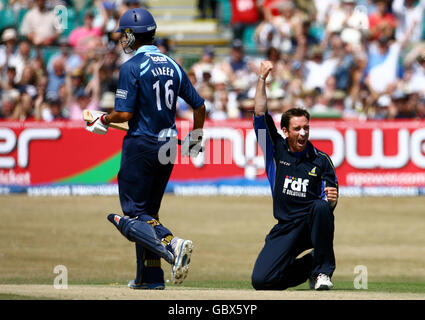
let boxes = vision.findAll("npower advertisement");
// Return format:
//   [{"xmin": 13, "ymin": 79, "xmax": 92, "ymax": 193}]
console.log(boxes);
[{"xmin": 1, "ymin": 119, "xmax": 425, "ymax": 196}]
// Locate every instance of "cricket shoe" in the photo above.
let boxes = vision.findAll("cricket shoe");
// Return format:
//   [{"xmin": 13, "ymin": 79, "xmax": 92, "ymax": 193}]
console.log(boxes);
[
  {"xmin": 313, "ymin": 273, "xmax": 333, "ymax": 290},
  {"xmin": 128, "ymin": 279, "xmax": 164, "ymax": 290},
  {"xmin": 171, "ymin": 238, "xmax": 194, "ymax": 285}
]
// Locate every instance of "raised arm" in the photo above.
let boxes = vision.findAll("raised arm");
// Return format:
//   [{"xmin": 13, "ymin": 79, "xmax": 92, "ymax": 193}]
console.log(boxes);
[{"xmin": 254, "ymin": 61, "xmax": 274, "ymax": 116}]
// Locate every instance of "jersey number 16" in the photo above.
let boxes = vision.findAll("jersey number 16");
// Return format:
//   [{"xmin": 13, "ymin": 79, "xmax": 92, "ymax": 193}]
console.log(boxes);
[{"xmin": 153, "ymin": 79, "xmax": 174, "ymax": 111}]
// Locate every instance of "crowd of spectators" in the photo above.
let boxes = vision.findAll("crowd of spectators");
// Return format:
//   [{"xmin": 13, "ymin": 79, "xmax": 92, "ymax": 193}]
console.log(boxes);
[
  {"xmin": 201, "ymin": 0, "xmax": 425, "ymax": 120},
  {"xmin": 0, "ymin": 0, "xmax": 144, "ymax": 122},
  {"xmin": 1, "ymin": 0, "xmax": 425, "ymax": 123}
]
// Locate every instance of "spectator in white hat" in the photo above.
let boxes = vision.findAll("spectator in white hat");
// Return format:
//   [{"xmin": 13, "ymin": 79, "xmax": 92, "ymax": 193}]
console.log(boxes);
[
  {"xmin": 0, "ymin": 28, "xmax": 18, "ymax": 72},
  {"xmin": 0, "ymin": 88, "xmax": 20, "ymax": 119},
  {"xmin": 372, "ymin": 94, "xmax": 394, "ymax": 119},
  {"xmin": 99, "ymin": 91, "xmax": 115, "ymax": 113}
]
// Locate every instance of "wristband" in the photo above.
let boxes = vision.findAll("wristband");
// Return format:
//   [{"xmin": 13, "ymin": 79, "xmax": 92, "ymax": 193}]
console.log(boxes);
[
  {"xmin": 259, "ymin": 75, "xmax": 266, "ymax": 81},
  {"xmin": 100, "ymin": 114, "xmax": 108, "ymax": 125}
]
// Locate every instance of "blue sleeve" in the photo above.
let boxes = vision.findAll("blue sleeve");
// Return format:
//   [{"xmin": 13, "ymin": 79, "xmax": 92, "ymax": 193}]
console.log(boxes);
[
  {"xmin": 318, "ymin": 151, "xmax": 339, "ymax": 204},
  {"xmin": 178, "ymin": 67, "xmax": 205, "ymax": 109},
  {"xmin": 321, "ymin": 154, "xmax": 338, "ymax": 189},
  {"xmin": 114, "ymin": 62, "xmax": 139, "ymax": 113},
  {"xmin": 254, "ymin": 112, "xmax": 278, "ymax": 194}
]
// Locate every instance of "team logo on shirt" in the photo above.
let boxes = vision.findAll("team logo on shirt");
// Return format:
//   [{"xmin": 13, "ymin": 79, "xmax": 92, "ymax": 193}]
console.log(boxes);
[
  {"xmin": 283, "ymin": 175, "xmax": 309, "ymax": 198},
  {"xmin": 279, "ymin": 160, "xmax": 291, "ymax": 166},
  {"xmin": 146, "ymin": 53, "xmax": 167, "ymax": 63},
  {"xmin": 308, "ymin": 167, "xmax": 317, "ymax": 177},
  {"xmin": 151, "ymin": 56, "xmax": 167, "ymax": 63}
]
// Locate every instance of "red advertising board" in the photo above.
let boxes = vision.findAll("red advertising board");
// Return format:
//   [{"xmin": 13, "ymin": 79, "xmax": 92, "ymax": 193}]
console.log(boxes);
[
  {"xmin": 0, "ymin": 121, "xmax": 124, "ymax": 186},
  {"xmin": 1, "ymin": 119, "xmax": 424, "ymax": 195}
]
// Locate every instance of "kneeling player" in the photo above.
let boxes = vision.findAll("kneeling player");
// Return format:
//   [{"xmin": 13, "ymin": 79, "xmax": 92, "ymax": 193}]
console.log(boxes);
[{"xmin": 251, "ymin": 61, "xmax": 338, "ymax": 290}]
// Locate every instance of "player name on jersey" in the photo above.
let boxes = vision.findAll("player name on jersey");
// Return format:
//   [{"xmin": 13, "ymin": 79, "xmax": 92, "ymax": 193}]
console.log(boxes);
[{"xmin": 151, "ymin": 66, "xmax": 175, "ymax": 78}]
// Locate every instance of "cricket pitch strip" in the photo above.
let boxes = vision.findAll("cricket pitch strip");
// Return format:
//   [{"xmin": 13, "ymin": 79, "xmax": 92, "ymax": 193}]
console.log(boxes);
[{"xmin": 0, "ymin": 284, "xmax": 423, "ymax": 300}]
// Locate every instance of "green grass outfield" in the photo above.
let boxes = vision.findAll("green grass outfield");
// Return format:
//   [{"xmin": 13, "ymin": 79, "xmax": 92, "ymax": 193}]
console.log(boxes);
[
  {"xmin": 181, "ymin": 280, "xmax": 425, "ymax": 293},
  {"xmin": 0, "ymin": 195, "xmax": 424, "ymax": 300}
]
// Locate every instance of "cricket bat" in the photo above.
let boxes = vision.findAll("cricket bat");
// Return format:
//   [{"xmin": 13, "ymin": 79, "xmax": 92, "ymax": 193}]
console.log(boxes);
[
  {"xmin": 83, "ymin": 109, "xmax": 187, "ymax": 146},
  {"xmin": 83, "ymin": 110, "xmax": 201, "ymax": 149},
  {"xmin": 83, "ymin": 110, "xmax": 129, "ymax": 132}
]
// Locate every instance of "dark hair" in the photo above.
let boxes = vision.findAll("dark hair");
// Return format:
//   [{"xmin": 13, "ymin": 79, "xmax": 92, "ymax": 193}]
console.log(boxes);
[{"xmin": 280, "ymin": 107, "xmax": 310, "ymax": 129}]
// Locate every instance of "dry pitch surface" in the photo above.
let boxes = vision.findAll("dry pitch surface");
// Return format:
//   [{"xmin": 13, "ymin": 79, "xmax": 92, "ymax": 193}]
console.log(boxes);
[
  {"xmin": 1, "ymin": 284, "xmax": 424, "ymax": 300},
  {"xmin": 0, "ymin": 195, "xmax": 424, "ymax": 300}
]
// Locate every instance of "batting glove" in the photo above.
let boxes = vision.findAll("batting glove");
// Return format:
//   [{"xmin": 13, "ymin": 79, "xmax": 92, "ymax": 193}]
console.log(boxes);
[
  {"xmin": 181, "ymin": 129, "xmax": 203, "ymax": 158},
  {"xmin": 85, "ymin": 111, "xmax": 109, "ymax": 135}
]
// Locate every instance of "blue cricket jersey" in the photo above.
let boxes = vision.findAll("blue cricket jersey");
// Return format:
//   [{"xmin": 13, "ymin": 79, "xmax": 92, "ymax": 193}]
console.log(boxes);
[
  {"xmin": 254, "ymin": 112, "xmax": 338, "ymax": 222},
  {"xmin": 114, "ymin": 45, "xmax": 205, "ymax": 138}
]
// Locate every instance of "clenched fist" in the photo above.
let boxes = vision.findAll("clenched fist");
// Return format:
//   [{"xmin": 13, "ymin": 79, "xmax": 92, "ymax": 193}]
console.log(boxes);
[
  {"xmin": 325, "ymin": 187, "xmax": 338, "ymax": 203},
  {"xmin": 259, "ymin": 61, "xmax": 274, "ymax": 81}
]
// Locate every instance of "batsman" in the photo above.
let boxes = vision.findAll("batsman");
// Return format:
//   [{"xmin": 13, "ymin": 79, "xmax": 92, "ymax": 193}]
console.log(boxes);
[{"xmin": 85, "ymin": 8, "xmax": 206, "ymax": 289}]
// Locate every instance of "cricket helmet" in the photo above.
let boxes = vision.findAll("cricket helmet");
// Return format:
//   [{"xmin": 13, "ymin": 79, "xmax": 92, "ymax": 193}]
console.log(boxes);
[{"xmin": 115, "ymin": 8, "xmax": 157, "ymax": 34}]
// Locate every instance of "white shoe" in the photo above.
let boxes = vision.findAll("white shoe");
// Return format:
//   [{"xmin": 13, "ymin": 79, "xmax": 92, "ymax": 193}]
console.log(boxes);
[
  {"xmin": 314, "ymin": 273, "xmax": 333, "ymax": 290},
  {"xmin": 171, "ymin": 239, "xmax": 193, "ymax": 285}
]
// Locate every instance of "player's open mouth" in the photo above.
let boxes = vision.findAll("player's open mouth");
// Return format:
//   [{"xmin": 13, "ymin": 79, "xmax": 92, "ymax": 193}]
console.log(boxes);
[{"xmin": 297, "ymin": 139, "xmax": 306, "ymax": 146}]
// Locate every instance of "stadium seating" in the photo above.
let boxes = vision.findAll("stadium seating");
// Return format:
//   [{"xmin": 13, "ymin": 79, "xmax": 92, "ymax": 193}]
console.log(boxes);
[{"xmin": 0, "ymin": 8, "xmax": 17, "ymax": 31}]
